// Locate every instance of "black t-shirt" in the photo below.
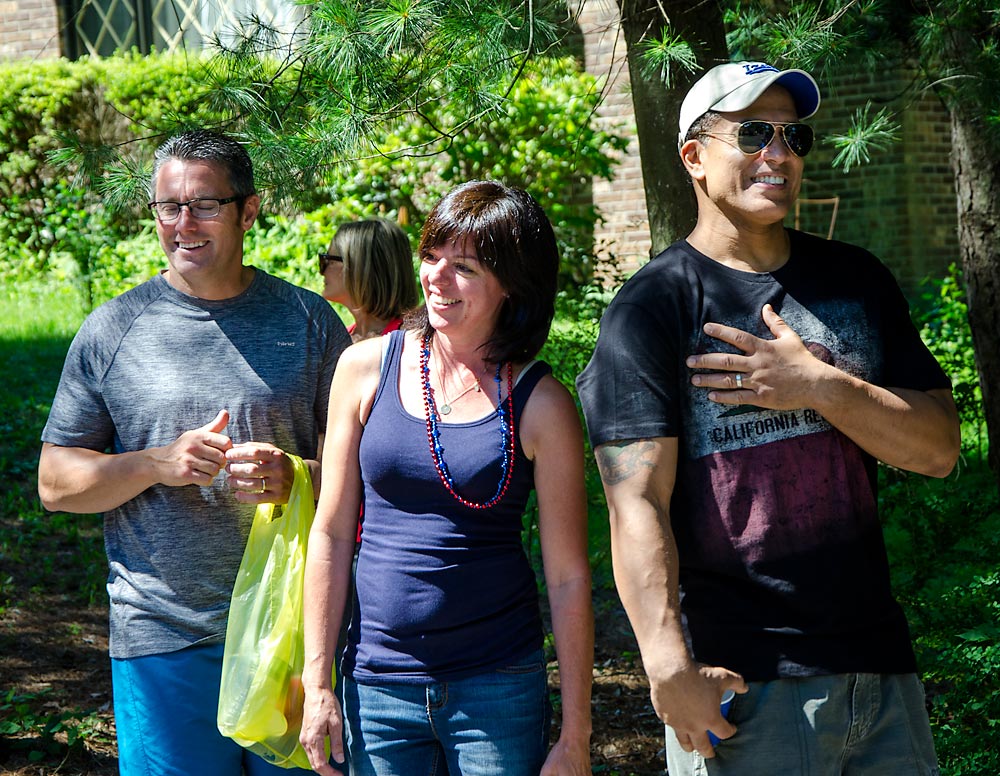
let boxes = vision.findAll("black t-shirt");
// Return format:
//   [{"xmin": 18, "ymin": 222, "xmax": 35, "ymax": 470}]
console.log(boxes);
[{"xmin": 577, "ymin": 230, "xmax": 951, "ymax": 681}]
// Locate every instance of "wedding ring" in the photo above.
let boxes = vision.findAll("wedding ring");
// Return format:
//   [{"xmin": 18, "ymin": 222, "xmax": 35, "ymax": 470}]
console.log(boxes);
[{"xmin": 735, "ymin": 373, "xmax": 743, "ymax": 389}]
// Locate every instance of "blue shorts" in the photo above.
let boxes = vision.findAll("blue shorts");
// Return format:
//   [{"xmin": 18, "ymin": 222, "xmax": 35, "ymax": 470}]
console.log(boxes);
[
  {"xmin": 111, "ymin": 642, "xmax": 322, "ymax": 776},
  {"xmin": 664, "ymin": 673, "xmax": 939, "ymax": 776},
  {"xmin": 344, "ymin": 650, "xmax": 551, "ymax": 776}
]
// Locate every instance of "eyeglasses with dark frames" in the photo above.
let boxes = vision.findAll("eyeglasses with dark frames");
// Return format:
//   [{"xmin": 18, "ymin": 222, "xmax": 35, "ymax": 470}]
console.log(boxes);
[
  {"xmin": 318, "ymin": 252, "xmax": 343, "ymax": 274},
  {"xmin": 702, "ymin": 120, "xmax": 814, "ymax": 158},
  {"xmin": 148, "ymin": 196, "xmax": 244, "ymax": 223}
]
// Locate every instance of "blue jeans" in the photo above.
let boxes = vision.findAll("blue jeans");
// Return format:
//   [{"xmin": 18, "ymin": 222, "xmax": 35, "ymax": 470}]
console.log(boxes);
[
  {"xmin": 111, "ymin": 642, "xmax": 322, "ymax": 776},
  {"xmin": 344, "ymin": 650, "xmax": 551, "ymax": 776},
  {"xmin": 664, "ymin": 673, "xmax": 939, "ymax": 776}
]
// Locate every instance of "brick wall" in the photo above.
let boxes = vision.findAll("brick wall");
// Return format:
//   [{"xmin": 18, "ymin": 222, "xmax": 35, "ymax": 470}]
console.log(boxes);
[
  {"xmin": 570, "ymin": 0, "xmax": 653, "ymax": 272},
  {"xmin": 0, "ymin": 0, "xmax": 62, "ymax": 61},
  {"xmin": 570, "ymin": 6, "xmax": 957, "ymax": 292},
  {"xmin": 793, "ymin": 65, "xmax": 957, "ymax": 294}
]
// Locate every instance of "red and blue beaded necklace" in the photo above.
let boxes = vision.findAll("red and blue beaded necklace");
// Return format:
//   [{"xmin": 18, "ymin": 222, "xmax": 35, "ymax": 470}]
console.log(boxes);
[{"xmin": 420, "ymin": 333, "xmax": 515, "ymax": 509}]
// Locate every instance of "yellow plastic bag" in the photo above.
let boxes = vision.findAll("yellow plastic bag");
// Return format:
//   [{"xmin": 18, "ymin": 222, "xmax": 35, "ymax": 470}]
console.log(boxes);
[{"xmin": 217, "ymin": 454, "xmax": 319, "ymax": 769}]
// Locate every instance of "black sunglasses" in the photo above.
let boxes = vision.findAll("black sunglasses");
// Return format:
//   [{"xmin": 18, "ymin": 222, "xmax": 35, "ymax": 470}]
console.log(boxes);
[
  {"xmin": 318, "ymin": 252, "xmax": 343, "ymax": 273},
  {"xmin": 706, "ymin": 120, "xmax": 814, "ymax": 158}
]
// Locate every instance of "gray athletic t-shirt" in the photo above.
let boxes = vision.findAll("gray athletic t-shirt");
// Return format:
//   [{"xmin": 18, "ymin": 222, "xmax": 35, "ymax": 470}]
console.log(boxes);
[{"xmin": 42, "ymin": 269, "xmax": 350, "ymax": 658}]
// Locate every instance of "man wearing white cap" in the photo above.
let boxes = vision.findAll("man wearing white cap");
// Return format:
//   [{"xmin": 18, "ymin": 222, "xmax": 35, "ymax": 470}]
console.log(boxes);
[{"xmin": 578, "ymin": 62, "xmax": 960, "ymax": 774}]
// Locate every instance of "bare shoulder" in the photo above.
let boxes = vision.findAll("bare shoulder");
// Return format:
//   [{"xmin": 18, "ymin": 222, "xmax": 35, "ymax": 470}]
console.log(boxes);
[
  {"xmin": 329, "ymin": 336, "xmax": 388, "ymax": 424},
  {"xmin": 332, "ymin": 336, "xmax": 386, "ymax": 388},
  {"xmin": 521, "ymin": 370, "xmax": 577, "ymax": 416},
  {"xmin": 519, "ymin": 372, "xmax": 582, "ymax": 459}
]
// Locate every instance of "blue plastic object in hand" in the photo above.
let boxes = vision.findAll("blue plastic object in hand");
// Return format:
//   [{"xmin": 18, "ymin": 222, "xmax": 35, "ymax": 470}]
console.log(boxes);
[{"xmin": 707, "ymin": 689, "xmax": 736, "ymax": 746}]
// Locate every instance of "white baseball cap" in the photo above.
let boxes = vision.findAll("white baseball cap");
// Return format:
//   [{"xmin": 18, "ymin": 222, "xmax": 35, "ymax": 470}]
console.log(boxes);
[{"xmin": 678, "ymin": 61, "xmax": 821, "ymax": 148}]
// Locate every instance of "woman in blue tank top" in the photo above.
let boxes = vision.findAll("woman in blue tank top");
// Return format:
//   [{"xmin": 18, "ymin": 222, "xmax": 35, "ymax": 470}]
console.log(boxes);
[{"xmin": 300, "ymin": 181, "xmax": 594, "ymax": 776}]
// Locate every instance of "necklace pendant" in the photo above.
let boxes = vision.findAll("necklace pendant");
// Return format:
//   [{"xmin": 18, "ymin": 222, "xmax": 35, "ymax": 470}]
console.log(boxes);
[{"xmin": 421, "ymin": 333, "xmax": 515, "ymax": 510}]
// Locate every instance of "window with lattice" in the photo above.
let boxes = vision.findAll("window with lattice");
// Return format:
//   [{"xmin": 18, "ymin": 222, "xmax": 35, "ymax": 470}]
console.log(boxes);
[{"xmin": 59, "ymin": 0, "xmax": 303, "ymax": 58}]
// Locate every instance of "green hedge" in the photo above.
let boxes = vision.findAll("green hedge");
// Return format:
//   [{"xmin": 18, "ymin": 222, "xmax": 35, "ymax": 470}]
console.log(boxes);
[
  {"xmin": 0, "ymin": 52, "xmax": 626, "ymax": 307},
  {"xmin": 0, "ymin": 51, "xmax": 215, "ymax": 291}
]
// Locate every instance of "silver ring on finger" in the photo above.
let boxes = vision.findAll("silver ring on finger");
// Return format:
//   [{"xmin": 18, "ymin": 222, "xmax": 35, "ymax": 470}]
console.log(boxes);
[
  {"xmin": 258, "ymin": 478, "xmax": 267, "ymax": 494},
  {"xmin": 735, "ymin": 373, "xmax": 743, "ymax": 389}
]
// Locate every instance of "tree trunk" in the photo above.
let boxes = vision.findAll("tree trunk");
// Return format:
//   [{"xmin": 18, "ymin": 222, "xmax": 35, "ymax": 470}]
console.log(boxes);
[
  {"xmin": 950, "ymin": 106, "xmax": 1000, "ymax": 486},
  {"xmin": 615, "ymin": 0, "xmax": 728, "ymax": 253}
]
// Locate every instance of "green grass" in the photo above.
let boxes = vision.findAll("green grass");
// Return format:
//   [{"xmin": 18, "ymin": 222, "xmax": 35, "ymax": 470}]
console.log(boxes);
[
  {"xmin": 0, "ymin": 283, "xmax": 111, "ymax": 767},
  {"xmin": 0, "ymin": 284, "xmax": 103, "ymax": 614}
]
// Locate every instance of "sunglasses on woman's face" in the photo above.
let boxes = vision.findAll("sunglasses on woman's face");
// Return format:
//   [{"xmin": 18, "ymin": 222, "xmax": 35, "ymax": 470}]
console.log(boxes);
[
  {"xmin": 318, "ymin": 252, "xmax": 343, "ymax": 274},
  {"xmin": 705, "ymin": 120, "xmax": 815, "ymax": 158}
]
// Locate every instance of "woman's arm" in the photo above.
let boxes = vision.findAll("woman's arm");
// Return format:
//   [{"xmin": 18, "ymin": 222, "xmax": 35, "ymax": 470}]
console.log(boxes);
[
  {"xmin": 522, "ymin": 376, "xmax": 594, "ymax": 775},
  {"xmin": 299, "ymin": 340, "xmax": 381, "ymax": 774}
]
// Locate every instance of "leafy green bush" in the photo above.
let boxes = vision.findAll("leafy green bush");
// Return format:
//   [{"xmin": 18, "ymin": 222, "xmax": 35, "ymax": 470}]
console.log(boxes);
[
  {"xmin": 99, "ymin": 50, "xmax": 219, "ymax": 134},
  {"xmin": 916, "ymin": 263, "xmax": 985, "ymax": 452},
  {"xmin": 313, "ymin": 56, "xmax": 629, "ymax": 288},
  {"xmin": 0, "ymin": 58, "xmax": 87, "ymax": 202},
  {"xmin": 0, "ymin": 53, "xmax": 121, "ymax": 286},
  {"xmin": 882, "ymin": 266, "xmax": 996, "ymax": 771},
  {"xmin": 918, "ymin": 570, "xmax": 1000, "ymax": 776},
  {"xmin": 538, "ymin": 316, "xmax": 613, "ymax": 584},
  {"xmin": 0, "ymin": 52, "xmax": 624, "ymax": 310},
  {"xmin": 880, "ymin": 457, "xmax": 1000, "ymax": 776},
  {"xmin": 0, "ymin": 51, "xmax": 217, "ymax": 290},
  {"xmin": 83, "ymin": 226, "xmax": 164, "ymax": 308}
]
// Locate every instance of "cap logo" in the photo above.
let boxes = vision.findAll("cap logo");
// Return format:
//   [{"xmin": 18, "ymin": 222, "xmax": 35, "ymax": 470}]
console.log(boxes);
[{"xmin": 743, "ymin": 63, "xmax": 779, "ymax": 75}]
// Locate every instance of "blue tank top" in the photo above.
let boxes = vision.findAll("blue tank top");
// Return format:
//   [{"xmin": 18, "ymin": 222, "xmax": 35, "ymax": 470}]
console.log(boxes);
[{"xmin": 345, "ymin": 329, "xmax": 549, "ymax": 683}]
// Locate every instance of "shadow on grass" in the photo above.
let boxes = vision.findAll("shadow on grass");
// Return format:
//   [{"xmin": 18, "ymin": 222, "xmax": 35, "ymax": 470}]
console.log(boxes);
[{"xmin": 0, "ymin": 325, "xmax": 116, "ymax": 775}]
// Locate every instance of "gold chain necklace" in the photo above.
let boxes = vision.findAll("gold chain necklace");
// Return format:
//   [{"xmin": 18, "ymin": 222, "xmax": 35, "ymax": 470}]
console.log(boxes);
[{"xmin": 437, "ymin": 360, "xmax": 485, "ymax": 416}]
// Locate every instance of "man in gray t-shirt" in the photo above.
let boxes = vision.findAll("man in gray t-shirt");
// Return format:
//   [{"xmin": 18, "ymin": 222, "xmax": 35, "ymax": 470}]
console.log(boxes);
[{"xmin": 38, "ymin": 130, "xmax": 350, "ymax": 776}]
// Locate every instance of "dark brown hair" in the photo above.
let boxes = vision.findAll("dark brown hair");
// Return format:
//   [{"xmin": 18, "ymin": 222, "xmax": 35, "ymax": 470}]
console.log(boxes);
[{"xmin": 412, "ymin": 180, "xmax": 559, "ymax": 364}]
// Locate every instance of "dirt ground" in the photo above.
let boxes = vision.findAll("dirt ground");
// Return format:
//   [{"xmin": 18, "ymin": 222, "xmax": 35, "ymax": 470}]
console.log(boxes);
[{"xmin": 0, "ymin": 587, "xmax": 665, "ymax": 775}]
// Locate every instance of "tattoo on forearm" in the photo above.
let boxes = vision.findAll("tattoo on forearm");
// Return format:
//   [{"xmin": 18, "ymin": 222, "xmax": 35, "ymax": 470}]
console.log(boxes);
[{"xmin": 595, "ymin": 440, "xmax": 657, "ymax": 486}]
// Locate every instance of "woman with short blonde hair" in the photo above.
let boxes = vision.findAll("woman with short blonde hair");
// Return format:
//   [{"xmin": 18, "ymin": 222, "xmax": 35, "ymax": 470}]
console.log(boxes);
[{"xmin": 320, "ymin": 218, "xmax": 419, "ymax": 341}]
